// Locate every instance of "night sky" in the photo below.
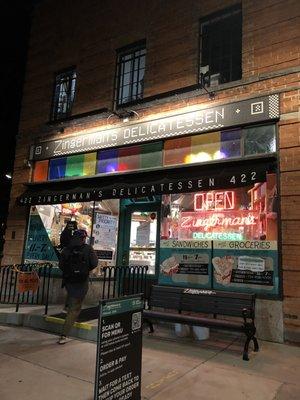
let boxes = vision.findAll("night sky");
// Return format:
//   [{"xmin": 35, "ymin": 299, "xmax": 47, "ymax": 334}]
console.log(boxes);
[{"xmin": 0, "ymin": 1, "xmax": 35, "ymax": 225}]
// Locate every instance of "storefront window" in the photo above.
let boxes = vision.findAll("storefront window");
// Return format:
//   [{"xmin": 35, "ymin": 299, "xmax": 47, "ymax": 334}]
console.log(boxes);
[
  {"xmin": 159, "ymin": 172, "xmax": 279, "ymax": 296},
  {"xmin": 24, "ymin": 199, "xmax": 121, "ymax": 276},
  {"xmin": 244, "ymin": 125, "xmax": 276, "ymax": 155},
  {"xmin": 49, "ymin": 157, "xmax": 67, "ymax": 180},
  {"xmin": 97, "ymin": 142, "xmax": 162, "ymax": 174},
  {"xmin": 32, "ymin": 160, "xmax": 49, "ymax": 182},
  {"xmin": 164, "ymin": 130, "xmax": 242, "ymax": 166},
  {"xmin": 24, "ymin": 202, "xmax": 94, "ymax": 264},
  {"xmin": 163, "ymin": 125, "xmax": 275, "ymax": 167}
]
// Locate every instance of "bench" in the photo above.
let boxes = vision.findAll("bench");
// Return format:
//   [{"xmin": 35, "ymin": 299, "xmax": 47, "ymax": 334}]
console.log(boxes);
[{"xmin": 143, "ymin": 285, "xmax": 259, "ymax": 361}]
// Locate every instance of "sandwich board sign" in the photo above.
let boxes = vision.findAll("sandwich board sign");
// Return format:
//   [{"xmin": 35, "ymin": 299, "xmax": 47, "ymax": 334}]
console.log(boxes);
[{"xmin": 94, "ymin": 294, "xmax": 143, "ymax": 400}]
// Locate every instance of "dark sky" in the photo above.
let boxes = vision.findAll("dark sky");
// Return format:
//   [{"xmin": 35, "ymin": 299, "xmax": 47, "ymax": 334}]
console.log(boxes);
[{"xmin": 0, "ymin": 1, "xmax": 35, "ymax": 220}]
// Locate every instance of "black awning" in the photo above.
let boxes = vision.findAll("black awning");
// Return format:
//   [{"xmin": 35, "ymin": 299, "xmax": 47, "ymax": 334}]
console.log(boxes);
[{"xmin": 18, "ymin": 157, "xmax": 276, "ymax": 205}]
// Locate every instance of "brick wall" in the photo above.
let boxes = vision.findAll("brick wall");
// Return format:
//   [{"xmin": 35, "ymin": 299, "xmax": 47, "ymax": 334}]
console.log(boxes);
[{"xmin": 3, "ymin": 0, "xmax": 300, "ymax": 341}]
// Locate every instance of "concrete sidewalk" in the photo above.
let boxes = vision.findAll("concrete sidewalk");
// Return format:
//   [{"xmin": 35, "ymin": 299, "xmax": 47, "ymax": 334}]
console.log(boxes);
[{"xmin": 0, "ymin": 325, "xmax": 300, "ymax": 400}]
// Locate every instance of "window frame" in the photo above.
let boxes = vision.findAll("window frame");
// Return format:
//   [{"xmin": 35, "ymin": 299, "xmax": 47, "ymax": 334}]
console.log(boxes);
[
  {"xmin": 199, "ymin": 4, "xmax": 242, "ymax": 86},
  {"xmin": 50, "ymin": 67, "xmax": 77, "ymax": 121},
  {"xmin": 114, "ymin": 40, "xmax": 146, "ymax": 108}
]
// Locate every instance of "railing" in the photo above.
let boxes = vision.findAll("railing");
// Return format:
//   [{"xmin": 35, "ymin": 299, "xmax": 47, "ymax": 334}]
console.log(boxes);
[
  {"xmin": 0, "ymin": 263, "xmax": 53, "ymax": 314},
  {"xmin": 101, "ymin": 266, "xmax": 148, "ymax": 302}
]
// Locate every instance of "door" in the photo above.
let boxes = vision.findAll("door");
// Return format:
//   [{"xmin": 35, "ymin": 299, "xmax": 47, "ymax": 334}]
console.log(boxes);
[{"xmin": 117, "ymin": 199, "xmax": 161, "ymax": 278}]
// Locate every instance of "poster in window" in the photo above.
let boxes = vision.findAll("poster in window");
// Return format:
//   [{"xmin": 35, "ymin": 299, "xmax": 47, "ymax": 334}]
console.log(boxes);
[
  {"xmin": 159, "ymin": 240, "xmax": 212, "ymax": 288},
  {"xmin": 212, "ymin": 240, "xmax": 279, "ymax": 295},
  {"xmin": 93, "ymin": 213, "xmax": 118, "ymax": 262}
]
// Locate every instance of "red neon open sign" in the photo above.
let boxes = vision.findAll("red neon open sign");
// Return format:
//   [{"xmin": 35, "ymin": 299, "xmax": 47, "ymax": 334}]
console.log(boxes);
[{"xmin": 194, "ymin": 191, "xmax": 235, "ymax": 211}]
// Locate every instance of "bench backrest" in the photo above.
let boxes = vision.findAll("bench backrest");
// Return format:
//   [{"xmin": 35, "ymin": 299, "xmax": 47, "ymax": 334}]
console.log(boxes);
[
  {"xmin": 149, "ymin": 285, "xmax": 255, "ymax": 319},
  {"xmin": 149, "ymin": 285, "xmax": 182, "ymax": 310}
]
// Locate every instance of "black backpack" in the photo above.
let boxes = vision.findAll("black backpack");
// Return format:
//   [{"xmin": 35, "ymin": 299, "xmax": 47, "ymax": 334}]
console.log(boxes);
[{"xmin": 63, "ymin": 245, "xmax": 90, "ymax": 283}]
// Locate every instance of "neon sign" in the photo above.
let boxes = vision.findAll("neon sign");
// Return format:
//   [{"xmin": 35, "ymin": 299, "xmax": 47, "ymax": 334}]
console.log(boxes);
[
  {"xmin": 194, "ymin": 191, "xmax": 235, "ymax": 211},
  {"xmin": 180, "ymin": 211, "xmax": 258, "ymax": 232},
  {"xmin": 193, "ymin": 232, "xmax": 244, "ymax": 241}
]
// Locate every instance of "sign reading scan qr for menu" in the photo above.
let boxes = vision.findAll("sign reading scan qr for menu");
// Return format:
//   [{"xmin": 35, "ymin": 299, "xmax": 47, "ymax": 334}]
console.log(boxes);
[
  {"xmin": 94, "ymin": 295, "xmax": 143, "ymax": 400},
  {"xmin": 212, "ymin": 240, "xmax": 279, "ymax": 295}
]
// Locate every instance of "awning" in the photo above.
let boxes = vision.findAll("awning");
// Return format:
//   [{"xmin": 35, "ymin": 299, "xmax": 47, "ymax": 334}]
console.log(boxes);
[{"xmin": 18, "ymin": 157, "xmax": 276, "ymax": 205}]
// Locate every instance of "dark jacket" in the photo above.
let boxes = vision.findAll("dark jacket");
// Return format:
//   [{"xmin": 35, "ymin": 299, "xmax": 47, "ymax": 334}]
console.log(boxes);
[{"xmin": 59, "ymin": 237, "xmax": 98, "ymax": 293}]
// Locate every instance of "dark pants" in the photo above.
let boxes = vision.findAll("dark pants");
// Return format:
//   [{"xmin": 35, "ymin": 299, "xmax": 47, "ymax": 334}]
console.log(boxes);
[
  {"xmin": 62, "ymin": 296, "xmax": 84, "ymax": 336},
  {"xmin": 62, "ymin": 281, "xmax": 88, "ymax": 336}
]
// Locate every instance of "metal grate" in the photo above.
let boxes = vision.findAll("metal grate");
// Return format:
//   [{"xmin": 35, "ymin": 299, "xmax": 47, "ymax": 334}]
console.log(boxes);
[
  {"xmin": 115, "ymin": 41, "xmax": 146, "ymax": 107},
  {"xmin": 199, "ymin": 5, "xmax": 242, "ymax": 86},
  {"xmin": 51, "ymin": 69, "xmax": 77, "ymax": 121}
]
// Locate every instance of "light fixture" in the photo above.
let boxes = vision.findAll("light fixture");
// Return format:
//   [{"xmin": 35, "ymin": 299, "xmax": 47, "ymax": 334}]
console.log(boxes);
[
  {"xmin": 106, "ymin": 109, "xmax": 139, "ymax": 123},
  {"xmin": 199, "ymin": 71, "xmax": 215, "ymax": 100},
  {"xmin": 5, "ymin": 172, "xmax": 12, "ymax": 179}
]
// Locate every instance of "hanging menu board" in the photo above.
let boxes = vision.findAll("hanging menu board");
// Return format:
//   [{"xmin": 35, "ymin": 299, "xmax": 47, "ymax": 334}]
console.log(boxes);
[
  {"xmin": 94, "ymin": 295, "xmax": 143, "ymax": 400},
  {"xmin": 212, "ymin": 240, "xmax": 279, "ymax": 295}
]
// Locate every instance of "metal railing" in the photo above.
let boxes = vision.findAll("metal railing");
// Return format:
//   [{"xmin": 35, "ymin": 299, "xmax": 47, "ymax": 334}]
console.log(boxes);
[
  {"xmin": 101, "ymin": 266, "xmax": 148, "ymax": 301},
  {"xmin": 0, "ymin": 263, "xmax": 53, "ymax": 314}
]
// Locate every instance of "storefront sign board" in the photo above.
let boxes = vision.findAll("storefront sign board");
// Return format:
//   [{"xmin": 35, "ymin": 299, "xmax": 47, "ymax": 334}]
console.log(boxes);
[
  {"xmin": 19, "ymin": 164, "xmax": 267, "ymax": 205},
  {"xmin": 30, "ymin": 94, "xmax": 279, "ymax": 161},
  {"xmin": 159, "ymin": 240, "xmax": 212, "ymax": 288},
  {"xmin": 94, "ymin": 295, "xmax": 143, "ymax": 400}
]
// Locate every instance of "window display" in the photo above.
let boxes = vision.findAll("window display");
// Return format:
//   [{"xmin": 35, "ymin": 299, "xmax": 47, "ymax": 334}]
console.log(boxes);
[
  {"xmin": 24, "ymin": 200, "xmax": 120, "ymax": 275},
  {"xmin": 159, "ymin": 172, "xmax": 279, "ymax": 295},
  {"xmin": 161, "ymin": 173, "xmax": 278, "ymax": 242},
  {"xmin": 24, "ymin": 202, "xmax": 94, "ymax": 264}
]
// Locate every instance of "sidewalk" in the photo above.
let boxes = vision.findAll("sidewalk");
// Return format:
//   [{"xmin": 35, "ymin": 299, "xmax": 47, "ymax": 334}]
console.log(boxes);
[{"xmin": 0, "ymin": 325, "xmax": 300, "ymax": 400}]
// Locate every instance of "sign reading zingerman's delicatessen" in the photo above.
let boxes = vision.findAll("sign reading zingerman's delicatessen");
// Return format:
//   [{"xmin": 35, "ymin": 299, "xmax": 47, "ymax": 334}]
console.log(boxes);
[{"xmin": 30, "ymin": 94, "xmax": 279, "ymax": 161}]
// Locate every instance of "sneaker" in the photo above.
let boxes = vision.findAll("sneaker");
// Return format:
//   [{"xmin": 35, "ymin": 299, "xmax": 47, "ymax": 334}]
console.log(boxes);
[{"xmin": 57, "ymin": 335, "xmax": 67, "ymax": 345}]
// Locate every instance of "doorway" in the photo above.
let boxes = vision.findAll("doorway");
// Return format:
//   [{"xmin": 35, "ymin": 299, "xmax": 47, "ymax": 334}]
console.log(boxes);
[{"xmin": 117, "ymin": 197, "xmax": 161, "ymax": 279}]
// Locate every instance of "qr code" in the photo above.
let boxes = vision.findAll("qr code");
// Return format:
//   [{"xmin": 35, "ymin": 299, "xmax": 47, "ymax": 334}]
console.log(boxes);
[{"xmin": 132, "ymin": 312, "xmax": 142, "ymax": 331}]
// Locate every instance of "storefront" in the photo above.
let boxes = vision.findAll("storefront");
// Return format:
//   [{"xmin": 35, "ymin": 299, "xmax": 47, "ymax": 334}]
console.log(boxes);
[{"xmin": 19, "ymin": 94, "xmax": 281, "ymax": 299}]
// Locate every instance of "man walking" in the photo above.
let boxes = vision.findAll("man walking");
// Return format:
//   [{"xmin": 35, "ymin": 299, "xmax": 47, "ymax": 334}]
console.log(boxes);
[{"xmin": 57, "ymin": 229, "xmax": 98, "ymax": 344}]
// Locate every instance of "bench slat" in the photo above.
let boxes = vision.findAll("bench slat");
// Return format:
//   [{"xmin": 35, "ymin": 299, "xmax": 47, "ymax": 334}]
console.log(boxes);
[{"xmin": 143, "ymin": 310, "xmax": 245, "ymax": 331}]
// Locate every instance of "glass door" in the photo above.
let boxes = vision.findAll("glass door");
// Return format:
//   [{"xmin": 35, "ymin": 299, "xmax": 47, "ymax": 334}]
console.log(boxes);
[{"xmin": 117, "ymin": 199, "xmax": 161, "ymax": 276}]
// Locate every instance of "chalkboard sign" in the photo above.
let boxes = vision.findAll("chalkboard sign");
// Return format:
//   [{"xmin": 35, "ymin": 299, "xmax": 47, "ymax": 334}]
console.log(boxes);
[{"xmin": 94, "ymin": 295, "xmax": 143, "ymax": 400}]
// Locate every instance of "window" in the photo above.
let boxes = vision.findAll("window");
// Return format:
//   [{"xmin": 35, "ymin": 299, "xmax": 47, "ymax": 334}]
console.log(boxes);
[
  {"xmin": 199, "ymin": 5, "xmax": 242, "ymax": 85},
  {"xmin": 51, "ymin": 69, "xmax": 77, "ymax": 120},
  {"xmin": 115, "ymin": 41, "xmax": 146, "ymax": 107}
]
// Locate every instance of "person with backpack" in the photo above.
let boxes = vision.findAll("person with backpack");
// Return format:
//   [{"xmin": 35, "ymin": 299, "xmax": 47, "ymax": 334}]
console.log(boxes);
[{"xmin": 57, "ymin": 229, "xmax": 98, "ymax": 344}]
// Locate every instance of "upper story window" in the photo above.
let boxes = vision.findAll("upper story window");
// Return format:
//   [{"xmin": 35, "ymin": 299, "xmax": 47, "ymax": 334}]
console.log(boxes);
[
  {"xmin": 51, "ymin": 68, "xmax": 77, "ymax": 121},
  {"xmin": 199, "ymin": 5, "xmax": 242, "ymax": 86},
  {"xmin": 115, "ymin": 41, "xmax": 146, "ymax": 107}
]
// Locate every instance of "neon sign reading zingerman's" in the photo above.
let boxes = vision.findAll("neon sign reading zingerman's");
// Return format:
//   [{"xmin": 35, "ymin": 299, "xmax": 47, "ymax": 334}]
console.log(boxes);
[{"xmin": 180, "ymin": 211, "xmax": 258, "ymax": 232}]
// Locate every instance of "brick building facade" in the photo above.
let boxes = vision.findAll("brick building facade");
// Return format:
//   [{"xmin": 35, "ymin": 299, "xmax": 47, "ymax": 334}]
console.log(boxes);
[{"xmin": 2, "ymin": 0, "xmax": 300, "ymax": 343}]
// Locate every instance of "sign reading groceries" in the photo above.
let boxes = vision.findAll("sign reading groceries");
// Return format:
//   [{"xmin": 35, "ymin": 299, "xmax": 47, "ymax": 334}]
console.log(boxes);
[{"xmin": 212, "ymin": 240, "xmax": 278, "ymax": 293}]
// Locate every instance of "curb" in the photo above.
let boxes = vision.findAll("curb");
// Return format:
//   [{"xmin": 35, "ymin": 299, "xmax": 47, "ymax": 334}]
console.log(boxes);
[{"xmin": 0, "ymin": 311, "xmax": 98, "ymax": 341}]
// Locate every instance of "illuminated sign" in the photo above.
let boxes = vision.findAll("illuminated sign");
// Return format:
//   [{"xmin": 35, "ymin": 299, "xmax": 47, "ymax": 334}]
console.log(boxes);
[
  {"xmin": 180, "ymin": 211, "xmax": 258, "ymax": 232},
  {"xmin": 193, "ymin": 232, "xmax": 243, "ymax": 241},
  {"xmin": 194, "ymin": 191, "xmax": 235, "ymax": 211},
  {"xmin": 30, "ymin": 94, "xmax": 279, "ymax": 161}
]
